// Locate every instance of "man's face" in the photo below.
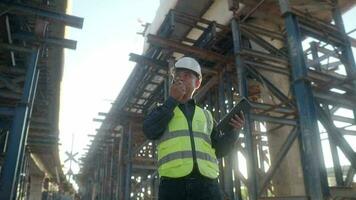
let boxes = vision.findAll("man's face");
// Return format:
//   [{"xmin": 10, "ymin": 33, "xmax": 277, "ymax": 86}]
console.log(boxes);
[{"xmin": 173, "ymin": 69, "xmax": 201, "ymax": 92}]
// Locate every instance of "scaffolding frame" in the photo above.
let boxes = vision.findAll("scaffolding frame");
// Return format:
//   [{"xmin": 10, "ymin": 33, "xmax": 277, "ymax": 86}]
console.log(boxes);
[
  {"xmin": 79, "ymin": 0, "xmax": 356, "ymax": 199},
  {"xmin": 0, "ymin": 1, "xmax": 83, "ymax": 199}
]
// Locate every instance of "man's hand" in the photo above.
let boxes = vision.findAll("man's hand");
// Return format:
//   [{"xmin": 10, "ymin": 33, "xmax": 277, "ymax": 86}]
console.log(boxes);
[
  {"xmin": 169, "ymin": 80, "xmax": 186, "ymax": 102},
  {"xmin": 229, "ymin": 112, "xmax": 245, "ymax": 130}
]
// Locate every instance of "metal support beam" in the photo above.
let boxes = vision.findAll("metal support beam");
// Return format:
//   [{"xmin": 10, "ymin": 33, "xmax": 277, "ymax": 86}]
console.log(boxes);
[
  {"xmin": 146, "ymin": 34, "xmax": 228, "ymax": 63},
  {"xmin": 231, "ymin": 19, "xmax": 259, "ymax": 200},
  {"xmin": 0, "ymin": 49, "xmax": 39, "ymax": 199},
  {"xmin": 129, "ymin": 53, "xmax": 217, "ymax": 75},
  {"xmin": 331, "ymin": 0, "xmax": 356, "ymax": 75},
  {"xmin": 247, "ymin": 66, "xmax": 295, "ymax": 108},
  {"xmin": 316, "ymin": 105, "xmax": 356, "ymax": 170},
  {"xmin": 124, "ymin": 123, "xmax": 133, "ymax": 200},
  {"xmin": 218, "ymin": 76, "xmax": 235, "ymax": 200},
  {"xmin": 279, "ymin": 1, "xmax": 328, "ymax": 199},
  {"xmin": 0, "ymin": 42, "xmax": 34, "ymax": 53},
  {"xmin": 225, "ymin": 72, "xmax": 243, "ymax": 200},
  {"xmin": 0, "ymin": 1, "xmax": 84, "ymax": 29},
  {"xmin": 14, "ymin": 68, "xmax": 40, "ymax": 195},
  {"xmin": 310, "ymin": 42, "xmax": 345, "ymax": 187},
  {"xmin": 331, "ymin": 0, "xmax": 356, "ymax": 126},
  {"xmin": 259, "ymin": 128, "xmax": 299, "ymax": 195},
  {"xmin": 0, "ymin": 107, "xmax": 15, "ymax": 116},
  {"xmin": 13, "ymin": 33, "xmax": 77, "ymax": 50},
  {"xmin": 251, "ymin": 114, "xmax": 297, "ymax": 126}
]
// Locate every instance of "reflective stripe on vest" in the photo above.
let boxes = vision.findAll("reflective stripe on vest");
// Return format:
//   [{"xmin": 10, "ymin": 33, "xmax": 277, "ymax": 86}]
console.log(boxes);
[
  {"xmin": 157, "ymin": 106, "xmax": 219, "ymax": 178},
  {"xmin": 158, "ymin": 151, "xmax": 217, "ymax": 166},
  {"xmin": 159, "ymin": 130, "xmax": 211, "ymax": 146}
]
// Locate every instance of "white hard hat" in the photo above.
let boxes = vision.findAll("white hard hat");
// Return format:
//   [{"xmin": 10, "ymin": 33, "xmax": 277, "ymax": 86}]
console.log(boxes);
[{"xmin": 174, "ymin": 57, "xmax": 202, "ymax": 79}]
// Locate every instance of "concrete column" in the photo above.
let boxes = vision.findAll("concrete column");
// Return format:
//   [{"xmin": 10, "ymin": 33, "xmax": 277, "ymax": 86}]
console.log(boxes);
[
  {"xmin": 28, "ymin": 174, "xmax": 44, "ymax": 200},
  {"xmin": 260, "ymin": 70, "xmax": 305, "ymax": 196}
]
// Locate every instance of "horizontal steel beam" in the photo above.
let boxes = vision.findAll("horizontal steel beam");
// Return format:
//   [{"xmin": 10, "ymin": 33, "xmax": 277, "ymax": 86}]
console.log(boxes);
[
  {"xmin": 241, "ymin": 48, "xmax": 289, "ymax": 65},
  {"xmin": 245, "ymin": 60, "xmax": 289, "ymax": 75},
  {"xmin": 13, "ymin": 33, "xmax": 77, "ymax": 49},
  {"xmin": 330, "ymin": 186, "xmax": 356, "ymax": 198},
  {"xmin": 0, "ymin": 2, "xmax": 83, "ymax": 29},
  {"xmin": 0, "ymin": 42, "xmax": 34, "ymax": 53},
  {"xmin": 240, "ymin": 23, "xmax": 284, "ymax": 41},
  {"xmin": 259, "ymin": 197, "xmax": 308, "ymax": 200},
  {"xmin": 0, "ymin": 66, "xmax": 25, "ymax": 75},
  {"xmin": 132, "ymin": 164, "xmax": 156, "ymax": 170},
  {"xmin": 250, "ymin": 102, "xmax": 296, "ymax": 114},
  {"xmin": 130, "ymin": 53, "xmax": 218, "ymax": 75},
  {"xmin": 146, "ymin": 34, "xmax": 229, "ymax": 63},
  {"xmin": 0, "ymin": 89, "xmax": 21, "ymax": 100},
  {"xmin": 332, "ymin": 115, "xmax": 355, "ymax": 124},
  {"xmin": 0, "ymin": 107, "xmax": 15, "ymax": 116},
  {"xmin": 251, "ymin": 113, "xmax": 297, "ymax": 126},
  {"xmin": 313, "ymin": 90, "xmax": 356, "ymax": 109},
  {"xmin": 0, "ymin": 76, "xmax": 22, "ymax": 93}
]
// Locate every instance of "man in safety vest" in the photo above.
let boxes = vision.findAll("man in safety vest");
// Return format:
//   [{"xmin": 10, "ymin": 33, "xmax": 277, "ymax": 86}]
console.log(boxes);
[{"xmin": 143, "ymin": 57, "xmax": 244, "ymax": 200}]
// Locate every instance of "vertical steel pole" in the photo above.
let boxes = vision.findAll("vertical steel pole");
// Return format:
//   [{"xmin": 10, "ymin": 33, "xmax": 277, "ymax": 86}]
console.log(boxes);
[
  {"xmin": 0, "ymin": 49, "xmax": 39, "ymax": 200},
  {"xmin": 117, "ymin": 133, "xmax": 125, "ymax": 200},
  {"xmin": 218, "ymin": 76, "xmax": 235, "ymax": 199},
  {"xmin": 226, "ymin": 72, "xmax": 243, "ymax": 200},
  {"xmin": 310, "ymin": 41, "xmax": 344, "ymax": 186},
  {"xmin": 14, "ymin": 68, "xmax": 40, "ymax": 200},
  {"xmin": 231, "ymin": 19, "xmax": 259, "ymax": 200},
  {"xmin": 278, "ymin": 0, "xmax": 328, "ymax": 199},
  {"xmin": 309, "ymin": 43, "xmax": 330, "ymax": 195},
  {"xmin": 124, "ymin": 123, "xmax": 132, "ymax": 200},
  {"xmin": 331, "ymin": 0, "xmax": 356, "ymax": 126},
  {"xmin": 331, "ymin": 0, "xmax": 356, "ymax": 75}
]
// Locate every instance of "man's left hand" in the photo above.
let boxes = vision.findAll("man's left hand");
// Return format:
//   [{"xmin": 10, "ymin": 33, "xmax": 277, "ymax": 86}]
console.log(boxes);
[{"xmin": 229, "ymin": 112, "xmax": 245, "ymax": 130}]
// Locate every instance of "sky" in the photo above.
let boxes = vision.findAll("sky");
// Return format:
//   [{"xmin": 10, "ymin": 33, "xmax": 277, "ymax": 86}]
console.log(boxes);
[
  {"xmin": 58, "ymin": 0, "xmax": 356, "ymax": 187},
  {"xmin": 59, "ymin": 0, "xmax": 160, "ymax": 181}
]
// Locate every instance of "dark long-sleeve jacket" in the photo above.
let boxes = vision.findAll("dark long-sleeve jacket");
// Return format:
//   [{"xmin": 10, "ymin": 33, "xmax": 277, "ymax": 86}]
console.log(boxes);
[{"xmin": 143, "ymin": 97, "xmax": 239, "ymax": 159}]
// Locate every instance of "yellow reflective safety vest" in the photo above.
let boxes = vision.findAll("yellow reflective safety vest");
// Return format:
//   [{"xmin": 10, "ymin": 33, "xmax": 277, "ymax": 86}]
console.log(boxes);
[{"xmin": 157, "ymin": 105, "xmax": 219, "ymax": 178}]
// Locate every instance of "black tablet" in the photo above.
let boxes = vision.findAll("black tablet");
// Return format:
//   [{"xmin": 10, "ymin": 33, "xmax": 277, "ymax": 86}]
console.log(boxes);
[{"xmin": 216, "ymin": 98, "xmax": 250, "ymax": 133}]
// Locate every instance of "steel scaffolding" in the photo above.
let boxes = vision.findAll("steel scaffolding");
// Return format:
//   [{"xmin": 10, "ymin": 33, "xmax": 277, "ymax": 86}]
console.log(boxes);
[
  {"xmin": 0, "ymin": 1, "xmax": 83, "ymax": 199},
  {"xmin": 79, "ymin": 0, "xmax": 356, "ymax": 199}
]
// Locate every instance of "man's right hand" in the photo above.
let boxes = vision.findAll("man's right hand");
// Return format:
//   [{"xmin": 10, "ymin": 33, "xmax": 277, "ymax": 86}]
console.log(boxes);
[{"xmin": 169, "ymin": 80, "xmax": 186, "ymax": 102}]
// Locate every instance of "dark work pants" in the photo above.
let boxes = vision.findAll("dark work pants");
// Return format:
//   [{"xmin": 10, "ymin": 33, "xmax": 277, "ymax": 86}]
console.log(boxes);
[{"xmin": 158, "ymin": 176, "xmax": 223, "ymax": 200}]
